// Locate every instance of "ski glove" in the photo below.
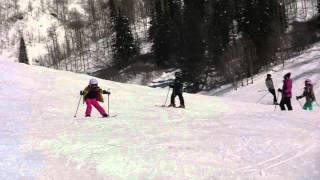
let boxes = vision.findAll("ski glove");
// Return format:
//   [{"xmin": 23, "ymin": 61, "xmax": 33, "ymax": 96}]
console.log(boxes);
[
  {"xmin": 102, "ymin": 90, "xmax": 110, "ymax": 95},
  {"xmin": 80, "ymin": 91, "xmax": 84, "ymax": 95}
]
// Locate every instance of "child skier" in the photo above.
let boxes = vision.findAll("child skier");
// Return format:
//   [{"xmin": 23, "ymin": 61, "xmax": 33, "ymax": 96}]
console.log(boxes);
[
  {"xmin": 265, "ymin": 74, "xmax": 277, "ymax": 104},
  {"xmin": 168, "ymin": 72, "xmax": 185, "ymax": 108},
  {"xmin": 296, "ymin": 79, "xmax": 316, "ymax": 110},
  {"xmin": 80, "ymin": 78, "xmax": 110, "ymax": 117},
  {"xmin": 278, "ymin": 73, "xmax": 293, "ymax": 111}
]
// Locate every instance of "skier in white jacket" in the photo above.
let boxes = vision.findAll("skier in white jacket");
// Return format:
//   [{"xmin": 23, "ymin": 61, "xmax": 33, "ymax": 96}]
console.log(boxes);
[{"xmin": 265, "ymin": 74, "xmax": 277, "ymax": 104}]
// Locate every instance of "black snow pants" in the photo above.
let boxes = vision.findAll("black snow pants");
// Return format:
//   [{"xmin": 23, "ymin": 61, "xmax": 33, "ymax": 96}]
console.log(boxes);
[
  {"xmin": 268, "ymin": 89, "xmax": 277, "ymax": 104},
  {"xmin": 280, "ymin": 97, "xmax": 293, "ymax": 111},
  {"xmin": 171, "ymin": 89, "xmax": 184, "ymax": 106}
]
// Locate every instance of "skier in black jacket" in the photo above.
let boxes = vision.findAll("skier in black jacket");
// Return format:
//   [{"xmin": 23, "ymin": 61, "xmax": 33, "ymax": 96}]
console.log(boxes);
[{"xmin": 168, "ymin": 72, "xmax": 185, "ymax": 108}]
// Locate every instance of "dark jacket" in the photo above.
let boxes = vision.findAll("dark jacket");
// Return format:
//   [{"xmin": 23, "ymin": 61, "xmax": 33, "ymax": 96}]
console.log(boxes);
[
  {"xmin": 83, "ymin": 85, "xmax": 104, "ymax": 102},
  {"xmin": 170, "ymin": 77, "xmax": 183, "ymax": 93},
  {"xmin": 298, "ymin": 84, "xmax": 316, "ymax": 102}
]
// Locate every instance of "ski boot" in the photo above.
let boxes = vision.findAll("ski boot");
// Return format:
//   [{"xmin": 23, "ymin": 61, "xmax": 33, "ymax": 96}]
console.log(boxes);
[
  {"xmin": 178, "ymin": 104, "xmax": 185, "ymax": 108},
  {"xmin": 102, "ymin": 114, "xmax": 109, "ymax": 118}
]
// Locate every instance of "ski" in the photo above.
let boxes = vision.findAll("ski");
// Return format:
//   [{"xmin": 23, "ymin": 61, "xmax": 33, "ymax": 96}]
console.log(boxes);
[
  {"xmin": 155, "ymin": 105, "xmax": 185, "ymax": 109},
  {"xmin": 155, "ymin": 105, "xmax": 168, "ymax": 108},
  {"xmin": 175, "ymin": 107, "xmax": 186, "ymax": 109},
  {"xmin": 74, "ymin": 114, "xmax": 118, "ymax": 119}
]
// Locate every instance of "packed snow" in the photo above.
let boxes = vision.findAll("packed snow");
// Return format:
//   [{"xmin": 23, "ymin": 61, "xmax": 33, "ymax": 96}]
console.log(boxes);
[{"xmin": 0, "ymin": 43, "xmax": 320, "ymax": 179}]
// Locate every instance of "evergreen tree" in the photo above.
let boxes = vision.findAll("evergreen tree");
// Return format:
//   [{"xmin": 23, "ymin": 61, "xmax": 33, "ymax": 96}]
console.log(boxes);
[
  {"xmin": 18, "ymin": 37, "xmax": 29, "ymax": 65},
  {"xmin": 318, "ymin": 0, "xmax": 320, "ymax": 25},
  {"xmin": 112, "ymin": 9, "xmax": 139, "ymax": 68},
  {"xmin": 180, "ymin": 0, "xmax": 206, "ymax": 92},
  {"xmin": 207, "ymin": 0, "xmax": 234, "ymax": 73},
  {"xmin": 149, "ymin": 0, "xmax": 171, "ymax": 66},
  {"xmin": 149, "ymin": 0, "xmax": 183, "ymax": 66},
  {"xmin": 237, "ymin": 0, "xmax": 286, "ymax": 72},
  {"xmin": 277, "ymin": 2, "xmax": 288, "ymax": 34},
  {"xmin": 167, "ymin": 0, "xmax": 183, "ymax": 61},
  {"xmin": 108, "ymin": 0, "xmax": 116, "ymax": 18}
]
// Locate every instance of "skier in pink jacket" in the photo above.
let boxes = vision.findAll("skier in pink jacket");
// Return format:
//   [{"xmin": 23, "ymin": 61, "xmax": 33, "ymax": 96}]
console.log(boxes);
[
  {"xmin": 80, "ymin": 79, "xmax": 110, "ymax": 117},
  {"xmin": 278, "ymin": 73, "xmax": 293, "ymax": 111}
]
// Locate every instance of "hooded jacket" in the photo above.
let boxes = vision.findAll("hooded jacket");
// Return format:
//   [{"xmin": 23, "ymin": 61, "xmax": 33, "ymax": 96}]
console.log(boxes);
[
  {"xmin": 298, "ymin": 84, "xmax": 316, "ymax": 102},
  {"xmin": 282, "ymin": 79, "xmax": 292, "ymax": 98},
  {"xmin": 83, "ymin": 85, "xmax": 104, "ymax": 102}
]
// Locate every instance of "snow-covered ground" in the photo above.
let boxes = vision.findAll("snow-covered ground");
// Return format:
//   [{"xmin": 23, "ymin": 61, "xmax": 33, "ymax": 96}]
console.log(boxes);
[{"xmin": 0, "ymin": 43, "xmax": 320, "ymax": 179}]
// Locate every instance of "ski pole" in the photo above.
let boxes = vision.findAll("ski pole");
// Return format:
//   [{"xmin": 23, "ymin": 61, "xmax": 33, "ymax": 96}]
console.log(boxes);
[
  {"xmin": 108, "ymin": 93, "xmax": 110, "ymax": 115},
  {"xmin": 297, "ymin": 100, "xmax": 303, "ymax": 108},
  {"xmin": 102, "ymin": 88, "xmax": 110, "ymax": 114},
  {"xmin": 256, "ymin": 92, "xmax": 269, "ymax": 104},
  {"xmin": 74, "ymin": 95, "xmax": 82, "ymax": 118},
  {"xmin": 274, "ymin": 91, "xmax": 280, "ymax": 111},
  {"xmin": 295, "ymin": 93, "xmax": 303, "ymax": 109},
  {"xmin": 296, "ymin": 98, "xmax": 303, "ymax": 108},
  {"xmin": 276, "ymin": 91, "xmax": 280, "ymax": 103},
  {"xmin": 258, "ymin": 89, "xmax": 268, "ymax": 92},
  {"xmin": 163, "ymin": 87, "xmax": 171, "ymax": 107}
]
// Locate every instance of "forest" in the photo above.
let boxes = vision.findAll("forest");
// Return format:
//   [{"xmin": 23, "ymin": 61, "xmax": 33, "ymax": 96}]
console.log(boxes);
[{"xmin": 1, "ymin": 0, "xmax": 320, "ymax": 92}]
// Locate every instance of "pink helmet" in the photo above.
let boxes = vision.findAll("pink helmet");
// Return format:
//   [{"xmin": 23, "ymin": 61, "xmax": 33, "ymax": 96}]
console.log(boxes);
[{"xmin": 305, "ymin": 79, "xmax": 312, "ymax": 85}]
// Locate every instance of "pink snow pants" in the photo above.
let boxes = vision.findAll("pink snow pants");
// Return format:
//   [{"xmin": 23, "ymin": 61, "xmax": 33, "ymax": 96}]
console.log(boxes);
[{"xmin": 85, "ymin": 98, "xmax": 107, "ymax": 116}]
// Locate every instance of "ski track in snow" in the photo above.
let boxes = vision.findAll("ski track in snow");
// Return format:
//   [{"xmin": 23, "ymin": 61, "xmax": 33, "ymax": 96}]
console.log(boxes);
[{"xmin": 1, "ymin": 43, "xmax": 320, "ymax": 179}]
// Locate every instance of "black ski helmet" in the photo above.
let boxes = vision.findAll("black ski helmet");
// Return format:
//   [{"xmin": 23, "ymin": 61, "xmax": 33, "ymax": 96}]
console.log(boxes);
[{"xmin": 175, "ymin": 72, "xmax": 182, "ymax": 77}]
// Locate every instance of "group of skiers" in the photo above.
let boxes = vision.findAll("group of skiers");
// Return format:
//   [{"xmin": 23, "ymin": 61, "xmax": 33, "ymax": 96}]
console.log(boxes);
[
  {"xmin": 78, "ymin": 71, "xmax": 317, "ymax": 118},
  {"xmin": 265, "ymin": 72, "xmax": 317, "ymax": 111},
  {"xmin": 79, "ymin": 72, "xmax": 185, "ymax": 118}
]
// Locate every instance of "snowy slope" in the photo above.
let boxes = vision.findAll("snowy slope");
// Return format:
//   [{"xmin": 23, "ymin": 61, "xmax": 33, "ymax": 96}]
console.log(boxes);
[{"xmin": 1, "ymin": 50, "xmax": 320, "ymax": 180}]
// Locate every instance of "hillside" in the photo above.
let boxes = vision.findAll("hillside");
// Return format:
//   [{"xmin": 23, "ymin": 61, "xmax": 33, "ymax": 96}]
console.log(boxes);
[
  {"xmin": 0, "ymin": 0, "xmax": 319, "ymax": 89},
  {"xmin": 0, "ymin": 43, "xmax": 320, "ymax": 179},
  {"xmin": 208, "ymin": 42, "xmax": 320, "ymax": 109}
]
